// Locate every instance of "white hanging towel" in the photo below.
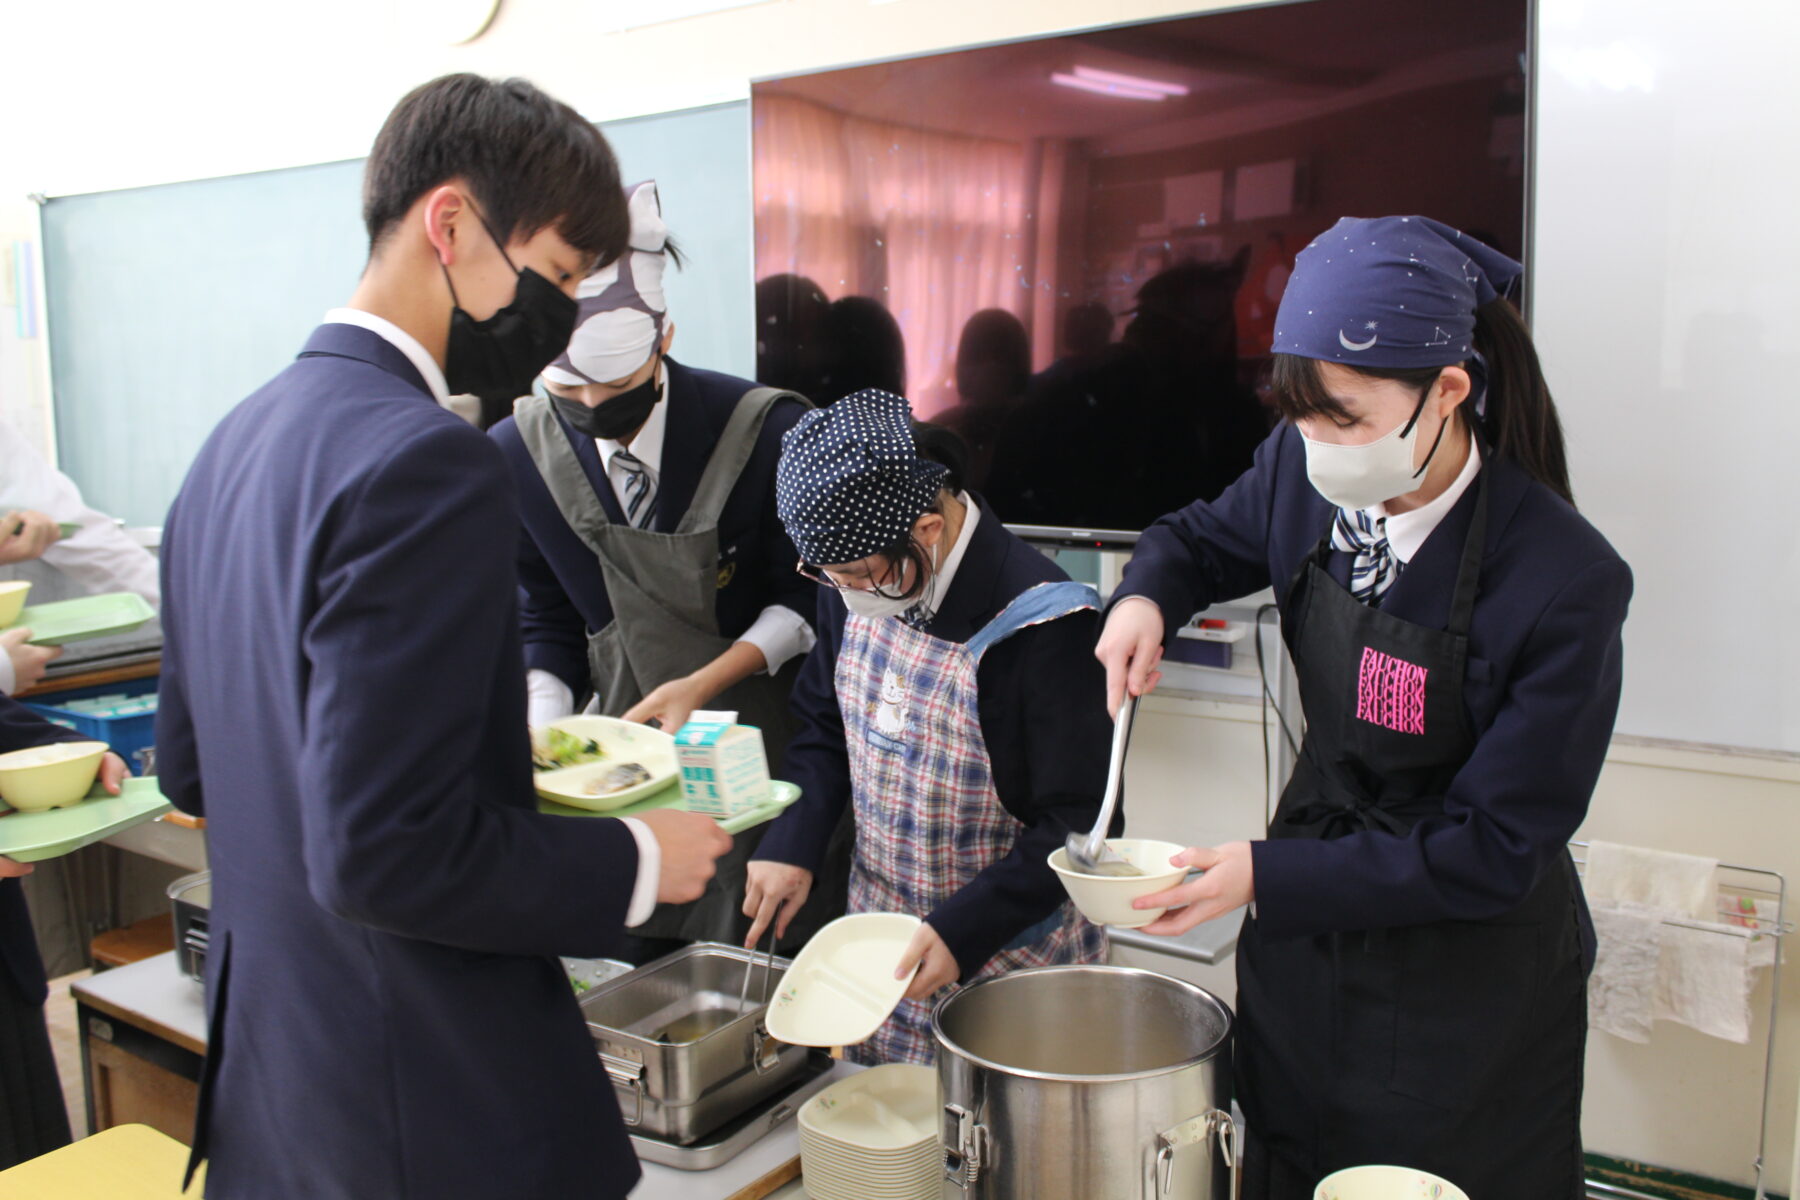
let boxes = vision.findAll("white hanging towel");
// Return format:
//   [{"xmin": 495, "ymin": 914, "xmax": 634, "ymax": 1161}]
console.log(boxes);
[
  {"xmin": 1587, "ymin": 901, "xmax": 1662, "ymax": 1043},
  {"xmin": 1582, "ymin": 841, "xmax": 1763, "ymax": 1044},
  {"xmin": 1584, "ymin": 840, "xmax": 1718, "ymax": 919},
  {"xmin": 1652, "ymin": 919, "xmax": 1754, "ymax": 1044}
]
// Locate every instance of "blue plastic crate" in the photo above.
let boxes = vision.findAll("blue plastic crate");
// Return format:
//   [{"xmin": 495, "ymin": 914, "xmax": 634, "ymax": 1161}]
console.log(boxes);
[{"xmin": 23, "ymin": 676, "xmax": 159, "ymax": 772}]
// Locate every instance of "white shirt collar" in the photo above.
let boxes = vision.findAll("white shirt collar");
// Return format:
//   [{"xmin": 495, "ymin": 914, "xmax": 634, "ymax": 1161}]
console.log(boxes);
[
  {"xmin": 323, "ymin": 308, "xmax": 478, "ymax": 422},
  {"xmin": 921, "ymin": 491, "xmax": 981, "ymax": 616},
  {"xmin": 1373, "ymin": 434, "xmax": 1482, "ymax": 564},
  {"xmin": 596, "ymin": 369, "xmax": 670, "ymax": 476}
]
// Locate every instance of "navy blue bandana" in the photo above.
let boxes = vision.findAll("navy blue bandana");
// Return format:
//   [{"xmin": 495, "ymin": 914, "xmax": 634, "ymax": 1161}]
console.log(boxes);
[
  {"xmin": 777, "ymin": 388, "xmax": 948, "ymax": 566},
  {"xmin": 1272, "ymin": 216, "xmax": 1522, "ymax": 370}
]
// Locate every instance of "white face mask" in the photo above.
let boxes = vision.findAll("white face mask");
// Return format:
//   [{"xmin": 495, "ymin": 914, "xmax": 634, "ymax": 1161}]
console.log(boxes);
[
  {"xmin": 841, "ymin": 585, "xmax": 918, "ymax": 621},
  {"xmin": 838, "ymin": 537, "xmax": 943, "ymax": 621},
  {"xmin": 1300, "ymin": 399, "xmax": 1447, "ymax": 511}
]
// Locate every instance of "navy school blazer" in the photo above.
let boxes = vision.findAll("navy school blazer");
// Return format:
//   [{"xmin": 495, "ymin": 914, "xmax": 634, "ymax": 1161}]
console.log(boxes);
[
  {"xmin": 1115, "ymin": 423, "xmax": 1632, "ymax": 947},
  {"xmin": 0, "ymin": 698, "xmax": 90, "ymax": 1006},
  {"xmin": 488, "ymin": 358, "xmax": 816, "ymax": 699},
  {"xmin": 754, "ymin": 499, "xmax": 1118, "ymax": 980},
  {"xmin": 155, "ymin": 323, "xmax": 644, "ymax": 1199}
]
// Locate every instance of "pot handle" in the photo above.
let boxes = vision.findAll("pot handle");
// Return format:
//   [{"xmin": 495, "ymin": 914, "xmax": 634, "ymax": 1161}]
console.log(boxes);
[
  {"xmin": 1155, "ymin": 1109, "xmax": 1237, "ymax": 1200},
  {"xmin": 752, "ymin": 1022, "xmax": 783, "ymax": 1074},
  {"xmin": 942, "ymin": 1102, "xmax": 988, "ymax": 1191},
  {"xmin": 601, "ymin": 1052, "xmax": 645, "ymax": 1127}
]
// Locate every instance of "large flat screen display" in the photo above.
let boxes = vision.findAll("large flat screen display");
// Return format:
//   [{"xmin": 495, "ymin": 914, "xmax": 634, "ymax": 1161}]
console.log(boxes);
[{"xmin": 751, "ymin": 0, "xmax": 1529, "ymax": 540}]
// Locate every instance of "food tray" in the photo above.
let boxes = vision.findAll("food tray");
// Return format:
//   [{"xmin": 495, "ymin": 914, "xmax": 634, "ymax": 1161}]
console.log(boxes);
[
  {"xmin": 532, "ymin": 716, "xmax": 679, "ymax": 810},
  {"xmin": 5, "ymin": 592, "xmax": 155, "ymax": 646},
  {"xmin": 538, "ymin": 779, "xmax": 801, "ymax": 836},
  {"xmin": 0, "ymin": 776, "xmax": 172, "ymax": 863}
]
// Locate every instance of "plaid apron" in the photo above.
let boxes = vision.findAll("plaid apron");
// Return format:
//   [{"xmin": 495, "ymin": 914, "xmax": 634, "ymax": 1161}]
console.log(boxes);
[{"xmin": 838, "ymin": 580, "xmax": 1108, "ymax": 1065}]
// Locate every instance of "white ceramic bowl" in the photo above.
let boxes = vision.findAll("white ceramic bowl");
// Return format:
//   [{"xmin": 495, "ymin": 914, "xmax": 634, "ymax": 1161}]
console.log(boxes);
[
  {"xmin": 765, "ymin": 912, "xmax": 920, "ymax": 1047},
  {"xmin": 1315, "ymin": 1165, "xmax": 1470, "ymax": 1200},
  {"xmin": 0, "ymin": 580, "xmax": 30, "ymax": 628},
  {"xmin": 1048, "ymin": 838, "xmax": 1190, "ymax": 928},
  {"xmin": 0, "ymin": 741, "xmax": 108, "ymax": 812}
]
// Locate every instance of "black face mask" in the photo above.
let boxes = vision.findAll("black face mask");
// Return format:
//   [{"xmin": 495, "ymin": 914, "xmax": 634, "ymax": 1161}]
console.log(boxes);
[
  {"xmin": 440, "ymin": 215, "xmax": 578, "ymax": 406},
  {"xmin": 552, "ymin": 354, "xmax": 663, "ymax": 441}
]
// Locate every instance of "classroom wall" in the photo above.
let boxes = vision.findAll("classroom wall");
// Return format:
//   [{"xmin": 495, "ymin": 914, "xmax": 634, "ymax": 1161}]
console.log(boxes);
[{"xmin": 5, "ymin": 0, "xmax": 1797, "ymax": 1191}]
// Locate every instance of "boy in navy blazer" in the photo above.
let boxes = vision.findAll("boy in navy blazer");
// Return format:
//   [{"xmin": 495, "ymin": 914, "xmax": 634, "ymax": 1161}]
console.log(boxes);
[{"xmin": 156, "ymin": 76, "xmax": 731, "ymax": 1198}]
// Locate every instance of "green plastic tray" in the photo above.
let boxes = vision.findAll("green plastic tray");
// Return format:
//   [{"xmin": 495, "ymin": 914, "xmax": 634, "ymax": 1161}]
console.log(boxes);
[
  {"xmin": 4, "ymin": 592, "xmax": 155, "ymax": 646},
  {"xmin": 0, "ymin": 777, "xmax": 173, "ymax": 863},
  {"xmin": 3, "ymin": 512, "xmax": 79, "ymax": 538},
  {"xmin": 538, "ymin": 779, "xmax": 801, "ymax": 835}
]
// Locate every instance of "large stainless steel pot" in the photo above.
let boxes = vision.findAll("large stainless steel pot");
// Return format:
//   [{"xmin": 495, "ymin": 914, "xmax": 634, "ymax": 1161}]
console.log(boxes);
[{"xmin": 933, "ymin": 965, "xmax": 1236, "ymax": 1200}]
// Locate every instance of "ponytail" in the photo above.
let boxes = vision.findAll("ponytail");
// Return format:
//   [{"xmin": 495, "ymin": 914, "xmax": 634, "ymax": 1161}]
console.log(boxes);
[{"xmin": 1471, "ymin": 298, "xmax": 1572, "ymax": 506}]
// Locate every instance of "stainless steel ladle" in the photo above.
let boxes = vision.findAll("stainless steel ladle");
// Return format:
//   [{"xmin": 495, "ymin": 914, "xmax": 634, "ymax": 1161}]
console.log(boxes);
[{"xmin": 1063, "ymin": 694, "xmax": 1143, "ymax": 877}]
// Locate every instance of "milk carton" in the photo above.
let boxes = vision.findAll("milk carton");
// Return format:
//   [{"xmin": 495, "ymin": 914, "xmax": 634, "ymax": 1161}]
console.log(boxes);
[{"xmin": 675, "ymin": 710, "xmax": 772, "ymax": 817}]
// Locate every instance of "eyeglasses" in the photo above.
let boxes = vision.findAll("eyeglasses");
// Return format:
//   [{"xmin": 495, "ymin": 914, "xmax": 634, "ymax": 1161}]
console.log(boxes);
[{"xmin": 795, "ymin": 558, "xmax": 912, "ymax": 600}]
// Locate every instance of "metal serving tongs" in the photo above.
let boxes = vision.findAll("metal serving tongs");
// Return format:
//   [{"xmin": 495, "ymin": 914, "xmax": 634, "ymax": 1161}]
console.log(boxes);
[
  {"xmin": 1063, "ymin": 694, "xmax": 1144, "ymax": 877},
  {"xmin": 739, "ymin": 922, "xmax": 786, "ymax": 1075},
  {"xmin": 735, "ymin": 921, "xmax": 778, "ymax": 1018}
]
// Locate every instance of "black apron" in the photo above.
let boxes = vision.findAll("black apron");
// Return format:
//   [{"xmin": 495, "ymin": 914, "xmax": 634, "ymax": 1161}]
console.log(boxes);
[{"xmin": 1235, "ymin": 472, "xmax": 1587, "ymax": 1199}]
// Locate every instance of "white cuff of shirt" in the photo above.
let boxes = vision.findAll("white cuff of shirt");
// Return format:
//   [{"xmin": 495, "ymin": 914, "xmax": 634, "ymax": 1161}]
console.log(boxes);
[
  {"xmin": 620, "ymin": 817, "xmax": 662, "ymax": 928},
  {"xmin": 0, "ymin": 653, "xmax": 15, "ymax": 696},
  {"xmin": 526, "ymin": 669, "xmax": 576, "ymax": 729},
  {"xmin": 735, "ymin": 604, "xmax": 817, "ymax": 676}
]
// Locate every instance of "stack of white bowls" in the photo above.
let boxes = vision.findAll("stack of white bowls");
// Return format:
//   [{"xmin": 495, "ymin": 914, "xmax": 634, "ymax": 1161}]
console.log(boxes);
[{"xmin": 798, "ymin": 1063, "xmax": 938, "ymax": 1200}]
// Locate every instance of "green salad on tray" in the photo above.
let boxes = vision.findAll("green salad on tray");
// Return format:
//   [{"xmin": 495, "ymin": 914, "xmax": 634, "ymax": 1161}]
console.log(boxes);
[{"xmin": 531, "ymin": 727, "xmax": 606, "ymax": 772}]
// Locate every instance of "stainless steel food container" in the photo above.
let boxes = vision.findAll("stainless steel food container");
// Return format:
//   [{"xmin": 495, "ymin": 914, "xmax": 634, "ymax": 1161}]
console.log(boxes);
[
  {"xmin": 166, "ymin": 871, "xmax": 211, "ymax": 983},
  {"xmin": 934, "ymin": 965, "xmax": 1237, "ymax": 1200},
  {"xmin": 578, "ymin": 942, "xmax": 808, "ymax": 1145}
]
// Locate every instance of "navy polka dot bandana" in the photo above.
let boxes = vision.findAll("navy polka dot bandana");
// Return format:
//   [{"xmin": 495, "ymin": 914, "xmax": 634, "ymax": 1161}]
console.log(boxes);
[
  {"xmin": 777, "ymin": 388, "xmax": 949, "ymax": 566},
  {"xmin": 1272, "ymin": 215, "xmax": 1523, "ymax": 370}
]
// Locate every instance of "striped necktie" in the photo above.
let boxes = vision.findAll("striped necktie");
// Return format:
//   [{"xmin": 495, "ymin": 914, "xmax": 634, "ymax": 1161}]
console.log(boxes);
[
  {"xmin": 1331, "ymin": 508, "xmax": 1399, "ymax": 605},
  {"xmin": 610, "ymin": 448, "xmax": 658, "ymax": 530}
]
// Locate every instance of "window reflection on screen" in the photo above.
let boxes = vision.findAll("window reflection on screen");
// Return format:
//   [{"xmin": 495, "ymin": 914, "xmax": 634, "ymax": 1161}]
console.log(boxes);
[{"xmin": 752, "ymin": 0, "xmax": 1527, "ymax": 534}]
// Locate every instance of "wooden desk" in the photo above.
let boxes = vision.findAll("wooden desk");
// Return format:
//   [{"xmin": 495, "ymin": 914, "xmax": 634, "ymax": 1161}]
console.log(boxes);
[
  {"xmin": 69, "ymin": 952, "xmax": 206, "ymax": 1147},
  {"xmin": 0, "ymin": 1124, "xmax": 203, "ymax": 1198}
]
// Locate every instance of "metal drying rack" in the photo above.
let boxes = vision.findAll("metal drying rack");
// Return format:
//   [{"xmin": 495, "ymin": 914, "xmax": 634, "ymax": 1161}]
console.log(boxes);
[{"xmin": 1570, "ymin": 842, "xmax": 1790, "ymax": 1200}]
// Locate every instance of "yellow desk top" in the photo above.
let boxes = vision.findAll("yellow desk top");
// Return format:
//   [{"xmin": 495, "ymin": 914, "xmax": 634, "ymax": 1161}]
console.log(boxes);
[{"xmin": 0, "ymin": 1124, "xmax": 204, "ymax": 1198}]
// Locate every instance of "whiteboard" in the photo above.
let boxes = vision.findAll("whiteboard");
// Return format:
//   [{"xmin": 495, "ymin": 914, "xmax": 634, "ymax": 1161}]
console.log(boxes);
[
  {"xmin": 1534, "ymin": 0, "xmax": 1800, "ymax": 751},
  {"xmin": 43, "ymin": 101, "xmax": 754, "ymax": 533}
]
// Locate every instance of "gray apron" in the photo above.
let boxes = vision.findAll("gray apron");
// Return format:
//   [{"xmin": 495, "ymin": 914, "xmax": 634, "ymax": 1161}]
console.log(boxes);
[{"xmin": 513, "ymin": 389, "xmax": 850, "ymax": 946}]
